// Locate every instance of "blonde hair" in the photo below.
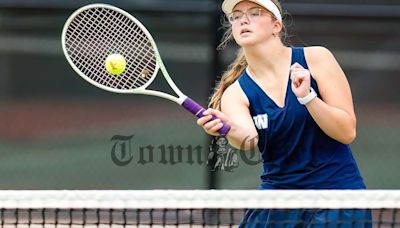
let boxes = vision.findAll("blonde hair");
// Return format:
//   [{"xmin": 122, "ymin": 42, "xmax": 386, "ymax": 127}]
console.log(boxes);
[{"xmin": 209, "ymin": 0, "xmax": 286, "ymax": 110}]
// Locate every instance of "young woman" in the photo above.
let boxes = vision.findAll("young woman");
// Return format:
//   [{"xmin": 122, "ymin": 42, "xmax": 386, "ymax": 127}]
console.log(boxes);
[{"xmin": 197, "ymin": 0, "xmax": 371, "ymax": 227}]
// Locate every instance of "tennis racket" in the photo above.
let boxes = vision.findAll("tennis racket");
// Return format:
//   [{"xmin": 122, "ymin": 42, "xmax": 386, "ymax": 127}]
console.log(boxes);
[{"xmin": 61, "ymin": 4, "xmax": 230, "ymax": 136}]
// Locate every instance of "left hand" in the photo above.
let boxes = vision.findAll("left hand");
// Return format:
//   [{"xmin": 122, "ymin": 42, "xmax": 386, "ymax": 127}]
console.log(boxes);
[{"xmin": 290, "ymin": 62, "xmax": 312, "ymax": 98}]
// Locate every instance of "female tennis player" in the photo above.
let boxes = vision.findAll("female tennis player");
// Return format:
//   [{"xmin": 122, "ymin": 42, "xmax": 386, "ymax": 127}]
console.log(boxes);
[{"xmin": 197, "ymin": 0, "xmax": 371, "ymax": 227}]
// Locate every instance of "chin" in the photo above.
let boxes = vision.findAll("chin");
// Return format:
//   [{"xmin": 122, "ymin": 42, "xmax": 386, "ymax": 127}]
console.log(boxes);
[
  {"xmin": 235, "ymin": 34, "xmax": 264, "ymax": 47},
  {"xmin": 237, "ymin": 39, "xmax": 259, "ymax": 47}
]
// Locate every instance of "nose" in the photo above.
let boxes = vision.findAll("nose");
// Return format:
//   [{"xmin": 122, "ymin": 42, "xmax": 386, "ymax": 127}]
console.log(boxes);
[{"xmin": 239, "ymin": 13, "xmax": 250, "ymax": 25}]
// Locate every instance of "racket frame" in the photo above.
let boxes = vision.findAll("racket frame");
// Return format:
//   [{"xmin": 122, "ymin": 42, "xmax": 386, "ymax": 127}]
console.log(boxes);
[{"xmin": 61, "ymin": 3, "xmax": 187, "ymax": 105}]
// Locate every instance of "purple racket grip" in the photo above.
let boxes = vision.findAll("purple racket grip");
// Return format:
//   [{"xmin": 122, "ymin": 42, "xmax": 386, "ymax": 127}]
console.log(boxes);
[{"xmin": 182, "ymin": 97, "xmax": 231, "ymax": 136}]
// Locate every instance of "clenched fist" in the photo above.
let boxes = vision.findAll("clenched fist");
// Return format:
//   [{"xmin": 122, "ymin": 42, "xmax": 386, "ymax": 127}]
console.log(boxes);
[{"xmin": 290, "ymin": 62, "xmax": 311, "ymax": 98}]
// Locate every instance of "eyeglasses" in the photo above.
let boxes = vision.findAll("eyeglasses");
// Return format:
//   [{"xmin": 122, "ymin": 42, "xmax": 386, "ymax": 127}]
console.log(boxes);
[{"xmin": 227, "ymin": 7, "xmax": 266, "ymax": 24}]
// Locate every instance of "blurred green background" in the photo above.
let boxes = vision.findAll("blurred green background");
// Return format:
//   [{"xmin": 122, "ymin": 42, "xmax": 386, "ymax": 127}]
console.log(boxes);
[{"xmin": 0, "ymin": 0, "xmax": 399, "ymax": 190}]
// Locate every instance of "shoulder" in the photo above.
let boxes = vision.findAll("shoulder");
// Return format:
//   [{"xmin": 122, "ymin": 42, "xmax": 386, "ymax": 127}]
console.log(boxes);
[
  {"xmin": 221, "ymin": 81, "xmax": 249, "ymax": 107},
  {"xmin": 303, "ymin": 46, "xmax": 341, "ymax": 80},
  {"xmin": 304, "ymin": 46, "xmax": 336, "ymax": 63}
]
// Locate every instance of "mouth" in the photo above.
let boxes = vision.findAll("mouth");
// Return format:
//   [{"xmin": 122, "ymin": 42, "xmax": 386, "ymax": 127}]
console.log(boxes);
[{"xmin": 240, "ymin": 28, "xmax": 252, "ymax": 35}]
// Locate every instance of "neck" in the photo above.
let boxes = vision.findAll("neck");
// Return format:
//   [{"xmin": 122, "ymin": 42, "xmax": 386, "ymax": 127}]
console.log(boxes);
[{"xmin": 243, "ymin": 39, "xmax": 290, "ymax": 79}]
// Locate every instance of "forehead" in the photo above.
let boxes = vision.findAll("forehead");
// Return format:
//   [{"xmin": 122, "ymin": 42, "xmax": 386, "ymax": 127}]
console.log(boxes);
[{"xmin": 232, "ymin": 1, "xmax": 263, "ymax": 11}]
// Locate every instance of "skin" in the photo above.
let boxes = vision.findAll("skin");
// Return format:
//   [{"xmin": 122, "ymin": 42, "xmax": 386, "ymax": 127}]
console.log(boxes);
[{"xmin": 197, "ymin": 1, "xmax": 356, "ymax": 150}]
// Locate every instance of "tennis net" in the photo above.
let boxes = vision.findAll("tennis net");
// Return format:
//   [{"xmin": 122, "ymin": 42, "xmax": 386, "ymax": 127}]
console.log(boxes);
[{"xmin": 0, "ymin": 190, "xmax": 399, "ymax": 227}]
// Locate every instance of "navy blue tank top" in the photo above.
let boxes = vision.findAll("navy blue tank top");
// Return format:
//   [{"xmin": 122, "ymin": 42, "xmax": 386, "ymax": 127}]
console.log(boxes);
[{"xmin": 238, "ymin": 47, "xmax": 366, "ymax": 189}]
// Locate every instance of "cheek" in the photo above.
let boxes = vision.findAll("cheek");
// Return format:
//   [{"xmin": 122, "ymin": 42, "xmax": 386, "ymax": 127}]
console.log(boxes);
[
  {"xmin": 256, "ymin": 22, "xmax": 273, "ymax": 36},
  {"xmin": 231, "ymin": 26, "xmax": 242, "ymax": 40},
  {"xmin": 258, "ymin": 28, "xmax": 271, "ymax": 39}
]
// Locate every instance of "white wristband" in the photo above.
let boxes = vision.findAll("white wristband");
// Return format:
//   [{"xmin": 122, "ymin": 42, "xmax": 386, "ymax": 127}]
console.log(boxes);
[{"xmin": 297, "ymin": 88, "xmax": 317, "ymax": 105}]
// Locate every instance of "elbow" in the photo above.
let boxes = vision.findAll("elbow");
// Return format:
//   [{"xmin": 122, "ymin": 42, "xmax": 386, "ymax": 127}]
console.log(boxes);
[
  {"xmin": 339, "ymin": 115, "xmax": 357, "ymax": 144},
  {"xmin": 228, "ymin": 135, "xmax": 259, "ymax": 151},
  {"xmin": 340, "ymin": 127, "xmax": 356, "ymax": 144}
]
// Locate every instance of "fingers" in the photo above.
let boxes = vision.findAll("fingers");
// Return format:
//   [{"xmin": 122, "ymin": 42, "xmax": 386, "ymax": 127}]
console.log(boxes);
[
  {"xmin": 292, "ymin": 77, "xmax": 301, "ymax": 88},
  {"xmin": 291, "ymin": 70, "xmax": 305, "ymax": 88},
  {"xmin": 196, "ymin": 108, "xmax": 227, "ymax": 136},
  {"xmin": 290, "ymin": 63, "xmax": 311, "ymax": 98},
  {"xmin": 290, "ymin": 67, "xmax": 310, "ymax": 86},
  {"xmin": 290, "ymin": 63, "xmax": 308, "ymax": 79},
  {"xmin": 196, "ymin": 114, "xmax": 213, "ymax": 126},
  {"xmin": 204, "ymin": 119, "xmax": 224, "ymax": 132},
  {"xmin": 290, "ymin": 64, "xmax": 312, "ymax": 98},
  {"xmin": 290, "ymin": 62, "xmax": 304, "ymax": 70},
  {"xmin": 203, "ymin": 109, "xmax": 227, "ymax": 121}
]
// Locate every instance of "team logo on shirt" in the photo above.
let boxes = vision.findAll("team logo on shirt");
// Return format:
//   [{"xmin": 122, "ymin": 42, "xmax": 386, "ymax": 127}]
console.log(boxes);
[{"xmin": 253, "ymin": 114, "xmax": 269, "ymax": 130}]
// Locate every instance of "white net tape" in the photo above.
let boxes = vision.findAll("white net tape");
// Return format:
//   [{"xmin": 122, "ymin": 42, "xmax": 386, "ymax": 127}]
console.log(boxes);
[{"xmin": 1, "ymin": 190, "xmax": 400, "ymax": 209}]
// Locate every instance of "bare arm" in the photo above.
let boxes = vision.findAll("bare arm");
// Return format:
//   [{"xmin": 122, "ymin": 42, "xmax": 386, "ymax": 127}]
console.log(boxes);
[
  {"xmin": 197, "ymin": 81, "xmax": 258, "ymax": 150},
  {"xmin": 221, "ymin": 82, "xmax": 259, "ymax": 149},
  {"xmin": 292, "ymin": 46, "xmax": 356, "ymax": 144}
]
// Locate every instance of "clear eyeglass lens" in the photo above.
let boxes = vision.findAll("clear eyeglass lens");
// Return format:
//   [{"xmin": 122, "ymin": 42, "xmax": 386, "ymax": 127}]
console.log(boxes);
[{"xmin": 229, "ymin": 8, "xmax": 261, "ymax": 23}]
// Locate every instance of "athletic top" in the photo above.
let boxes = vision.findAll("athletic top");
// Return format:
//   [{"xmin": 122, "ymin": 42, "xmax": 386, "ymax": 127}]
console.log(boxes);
[{"xmin": 238, "ymin": 47, "xmax": 366, "ymax": 189}]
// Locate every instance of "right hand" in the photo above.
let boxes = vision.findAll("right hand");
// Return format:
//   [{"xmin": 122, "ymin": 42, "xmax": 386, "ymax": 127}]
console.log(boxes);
[{"xmin": 197, "ymin": 108, "xmax": 230, "ymax": 136}]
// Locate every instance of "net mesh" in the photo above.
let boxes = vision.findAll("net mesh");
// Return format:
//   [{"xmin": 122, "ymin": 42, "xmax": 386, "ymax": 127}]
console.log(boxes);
[
  {"xmin": 64, "ymin": 5, "xmax": 157, "ymax": 91},
  {"xmin": 0, "ymin": 190, "xmax": 399, "ymax": 227}
]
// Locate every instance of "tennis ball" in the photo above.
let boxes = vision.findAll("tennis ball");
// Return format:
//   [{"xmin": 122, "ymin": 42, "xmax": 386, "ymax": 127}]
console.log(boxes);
[{"xmin": 105, "ymin": 54, "xmax": 126, "ymax": 75}]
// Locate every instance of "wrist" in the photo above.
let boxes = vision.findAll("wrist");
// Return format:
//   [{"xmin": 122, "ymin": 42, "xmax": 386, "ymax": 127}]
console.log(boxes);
[{"xmin": 297, "ymin": 87, "xmax": 317, "ymax": 105}]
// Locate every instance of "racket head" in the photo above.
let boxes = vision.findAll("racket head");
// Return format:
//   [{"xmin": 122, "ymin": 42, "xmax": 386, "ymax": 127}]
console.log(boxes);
[{"xmin": 61, "ymin": 3, "xmax": 161, "ymax": 94}]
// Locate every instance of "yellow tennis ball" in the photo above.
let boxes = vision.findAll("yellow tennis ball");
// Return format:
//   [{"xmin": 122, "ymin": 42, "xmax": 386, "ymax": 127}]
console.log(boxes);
[{"xmin": 105, "ymin": 54, "xmax": 126, "ymax": 75}]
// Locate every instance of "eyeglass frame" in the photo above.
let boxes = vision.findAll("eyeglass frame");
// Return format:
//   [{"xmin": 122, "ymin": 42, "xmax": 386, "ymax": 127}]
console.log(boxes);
[{"xmin": 227, "ymin": 7, "xmax": 271, "ymax": 24}]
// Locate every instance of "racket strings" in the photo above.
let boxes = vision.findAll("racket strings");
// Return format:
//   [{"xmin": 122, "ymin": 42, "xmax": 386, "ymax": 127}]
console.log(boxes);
[
  {"xmin": 129, "ymin": 36, "xmax": 156, "ymax": 86},
  {"xmin": 88, "ymin": 8, "xmax": 145, "ymax": 89},
  {"xmin": 67, "ymin": 8, "xmax": 126, "ymax": 88},
  {"xmin": 71, "ymin": 25, "xmax": 116, "ymax": 87},
  {"xmin": 98, "ymin": 8, "xmax": 157, "ymax": 87},
  {"xmin": 68, "ymin": 12, "xmax": 102, "ymax": 76},
  {"xmin": 105, "ymin": 10, "xmax": 157, "ymax": 89},
  {"xmin": 67, "ymin": 10, "xmax": 123, "ymax": 88},
  {"xmin": 91, "ymin": 9, "xmax": 136, "ymax": 89},
  {"xmin": 64, "ymin": 6, "xmax": 157, "ymax": 91},
  {"xmin": 123, "ymin": 24, "xmax": 155, "ymax": 87}
]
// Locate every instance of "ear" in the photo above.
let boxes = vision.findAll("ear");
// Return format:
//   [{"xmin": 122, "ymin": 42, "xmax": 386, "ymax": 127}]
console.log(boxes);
[{"xmin": 272, "ymin": 20, "xmax": 283, "ymax": 35}]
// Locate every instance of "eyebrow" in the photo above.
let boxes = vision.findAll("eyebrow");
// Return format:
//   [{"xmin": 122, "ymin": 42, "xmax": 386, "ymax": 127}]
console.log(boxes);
[{"xmin": 232, "ymin": 6, "xmax": 261, "ymax": 13}]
